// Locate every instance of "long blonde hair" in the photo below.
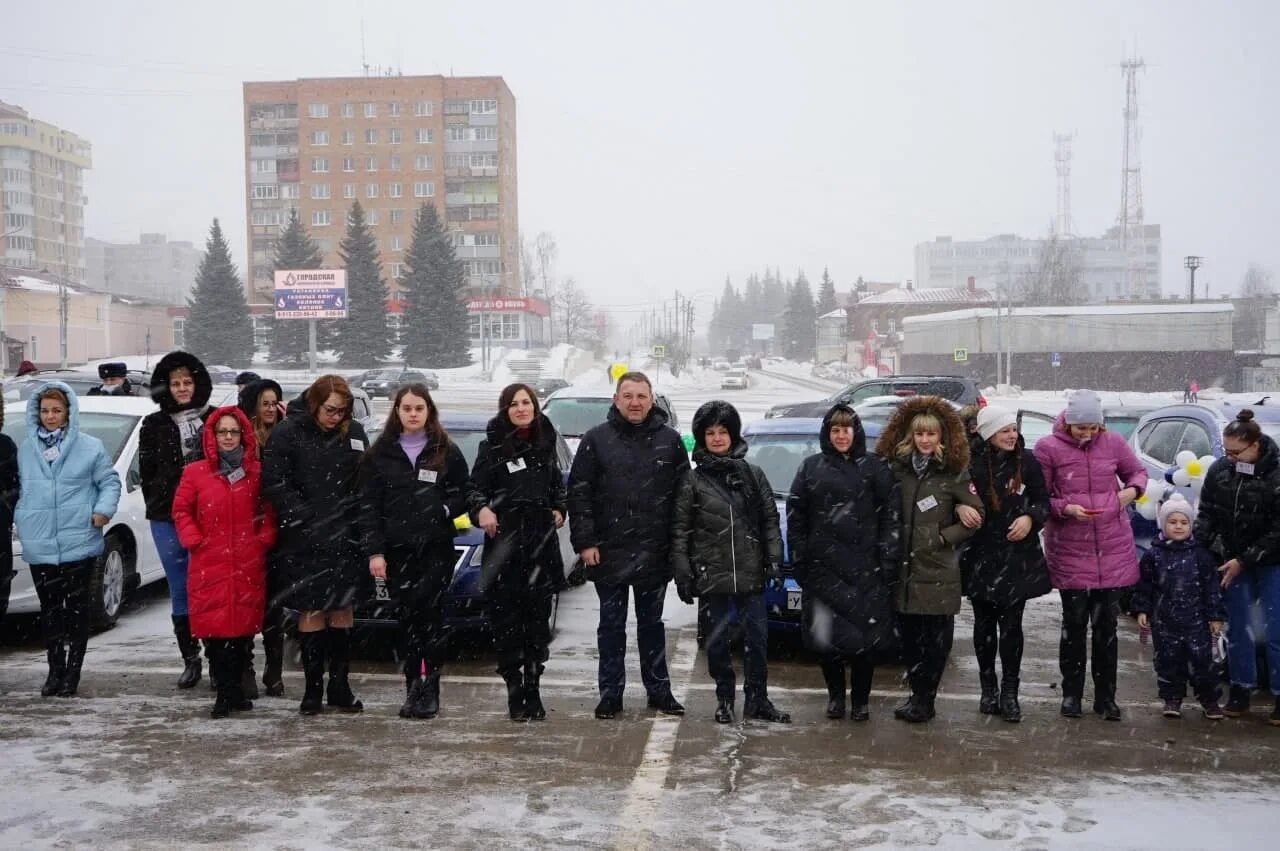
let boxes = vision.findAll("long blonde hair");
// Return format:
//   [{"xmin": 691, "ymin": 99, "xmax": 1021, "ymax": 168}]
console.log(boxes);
[{"xmin": 894, "ymin": 412, "xmax": 946, "ymax": 461}]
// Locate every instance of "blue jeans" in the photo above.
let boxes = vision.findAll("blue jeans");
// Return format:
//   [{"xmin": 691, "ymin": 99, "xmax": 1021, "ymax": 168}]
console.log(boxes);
[
  {"xmin": 595, "ymin": 582, "xmax": 671, "ymax": 701},
  {"xmin": 704, "ymin": 593, "xmax": 768, "ymax": 703},
  {"xmin": 1225, "ymin": 564, "xmax": 1280, "ymax": 695},
  {"xmin": 150, "ymin": 521, "xmax": 189, "ymax": 616}
]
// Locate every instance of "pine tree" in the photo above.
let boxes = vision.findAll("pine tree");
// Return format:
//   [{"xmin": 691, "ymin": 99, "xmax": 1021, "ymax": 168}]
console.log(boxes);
[
  {"xmin": 333, "ymin": 201, "xmax": 391, "ymax": 366},
  {"xmin": 401, "ymin": 203, "xmax": 472, "ymax": 367},
  {"xmin": 782, "ymin": 271, "xmax": 818, "ymax": 361},
  {"xmin": 267, "ymin": 209, "xmax": 322, "ymax": 367},
  {"xmin": 185, "ymin": 218, "xmax": 254, "ymax": 367},
  {"xmin": 816, "ymin": 267, "xmax": 838, "ymax": 315}
]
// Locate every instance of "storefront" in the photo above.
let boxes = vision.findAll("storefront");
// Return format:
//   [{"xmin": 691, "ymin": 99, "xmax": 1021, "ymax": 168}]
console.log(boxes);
[{"xmin": 466, "ymin": 296, "xmax": 551, "ymax": 349}]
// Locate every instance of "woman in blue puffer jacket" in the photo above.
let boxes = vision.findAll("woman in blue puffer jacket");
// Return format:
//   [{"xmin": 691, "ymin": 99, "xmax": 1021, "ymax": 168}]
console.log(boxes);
[{"xmin": 15, "ymin": 382, "xmax": 121, "ymax": 697}]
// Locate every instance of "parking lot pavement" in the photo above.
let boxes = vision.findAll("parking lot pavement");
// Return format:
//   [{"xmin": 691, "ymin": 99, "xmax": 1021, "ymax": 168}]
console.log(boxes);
[{"xmin": 2, "ymin": 585, "xmax": 1278, "ymax": 848}]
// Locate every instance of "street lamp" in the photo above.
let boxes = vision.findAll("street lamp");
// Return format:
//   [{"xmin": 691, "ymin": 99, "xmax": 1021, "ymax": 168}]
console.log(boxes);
[{"xmin": 1184, "ymin": 256, "xmax": 1203, "ymax": 304}]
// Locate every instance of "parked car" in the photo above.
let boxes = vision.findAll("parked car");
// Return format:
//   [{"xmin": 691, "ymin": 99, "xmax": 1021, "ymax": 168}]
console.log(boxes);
[
  {"xmin": 361, "ymin": 368, "xmax": 439, "ymax": 397},
  {"xmin": 711, "ymin": 358, "xmax": 731, "ymax": 371},
  {"xmin": 765, "ymin": 375, "xmax": 985, "ymax": 419},
  {"xmin": 852, "ymin": 394, "xmax": 960, "ymax": 431},
  {"xmin": 3, "ymin": 368, "xmax": 152, "ymax": 401},
  {"xmin": 542, "ymin": 387, "xmax": 680, "ymax": 454},
  {"xmin": 204, "ymin": 365, "xmax": 240, "ymax": 384},
  {"xmin": 208, "ymin": 382, "xmax": 380, "ymax": 435},
  {"xmin": 1016, "ymin": 403, "xmax": 1170, "ymax": 451},
  {"xmin": 353, "ymin": 413, "xmax": 577, "ymax": 634},
  {"xmin": 532, "ymin": 377, "xmax": 571, "ymax": 397},
  {"xmin": 2, "ymin": 396, "xmax": 166, "ymax": 629},
  {"xmin": 720, "ymin": 368, "xmax": 750, "ymax": 390}
]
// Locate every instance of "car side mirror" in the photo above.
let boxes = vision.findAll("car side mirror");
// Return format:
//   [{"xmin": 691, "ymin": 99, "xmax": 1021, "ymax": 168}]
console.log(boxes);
[{"xmin": 126, "ymin": 468, "xmax": 141, "ymax": 491}]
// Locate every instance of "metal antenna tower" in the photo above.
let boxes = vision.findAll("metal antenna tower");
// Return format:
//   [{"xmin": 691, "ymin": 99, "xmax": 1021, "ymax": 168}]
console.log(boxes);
[
  {"xmin": 1117, "ymin": 55, "xmax": 1147, "ymax": 298},
  {"xmin": 1054, "ymin": 132, "xmax": 1075, "ymax": 237}
]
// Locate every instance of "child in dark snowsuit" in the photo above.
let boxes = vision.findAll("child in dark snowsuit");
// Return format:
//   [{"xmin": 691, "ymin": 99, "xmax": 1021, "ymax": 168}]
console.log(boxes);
[{"xmin": 1133, "ymin": 496, "xmax": 1226, "ymax": 719}]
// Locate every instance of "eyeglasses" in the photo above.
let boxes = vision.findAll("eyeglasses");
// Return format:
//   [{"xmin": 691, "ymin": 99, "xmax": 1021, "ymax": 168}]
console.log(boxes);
[
  {"xmin": 214, "ymin": 429, "xmax": 242, "ymax": 437},
  {"xmin": 1224, "ymin": 444, "xmax": 1254, "ymax": 459},
  {"xmin": 320, "ymin": 404, "xmax": 350, "ymax": 417}
]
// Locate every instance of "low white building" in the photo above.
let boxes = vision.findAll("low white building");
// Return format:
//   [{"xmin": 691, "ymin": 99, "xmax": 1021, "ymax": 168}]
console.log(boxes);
[{"xmin": 84, "ymin": 233, "xmax": 200, "ymax": 305}]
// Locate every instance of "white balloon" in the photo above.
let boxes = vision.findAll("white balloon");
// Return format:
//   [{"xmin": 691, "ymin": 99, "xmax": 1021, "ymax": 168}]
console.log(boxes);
[
  {"xmin": 1190, "ymin": 477, "xmax": 1205, "ymax": 495},
  {"xmin": 1175, "ymin": 450, "xmax": 1197, "ymax": 468},
  {"xmin": 1145, "ymin": 479, "xmax": 1165, "ymax": 499},
  {"xmin": 1172, "ymin": 469, "xmax": 1192, "ymax": 487},
  {"xmin": 1137, "ymin": 499, "xmax": 1159, "ymax": 520},
  {"xmin": 1199, "ymin": 455, "xmax": 1216, "ymax": 471}
]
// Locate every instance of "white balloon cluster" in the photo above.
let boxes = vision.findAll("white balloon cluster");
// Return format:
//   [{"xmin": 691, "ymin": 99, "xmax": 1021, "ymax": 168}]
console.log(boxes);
[{"xmin": 1134, "ymin": 450, "xmax": 1215, "ymax": 521}]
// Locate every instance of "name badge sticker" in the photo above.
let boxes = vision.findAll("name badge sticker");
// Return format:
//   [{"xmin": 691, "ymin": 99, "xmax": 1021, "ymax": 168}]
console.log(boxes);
[
  {"xmin": 42, "ymin": 446, "xmax": 60, "ymax": 462},
  {"xmin": 916, "ymin": 495, "xmax": 939, "ymax": 512},
  {"xmin": 506, "ymin": 458, "xmax": 528, "ymax": 474},
  {"xmin": 1236, "ymin": 461, "xmax": 1255, "ymax": 476},
  {"xmin": 227, "ymin": 468, "xmax": 246, "ymax": 484},
  {"xmin": 1016, "ymin": 484, "xmax": 1026, "ymax": 495},
  {"xmin": 418, "ymin": 469, "xmax": 438, "ymax": 483},
  {"xmin": 350, "ymin": 438, "xmax": 365, "ymax": 451}
]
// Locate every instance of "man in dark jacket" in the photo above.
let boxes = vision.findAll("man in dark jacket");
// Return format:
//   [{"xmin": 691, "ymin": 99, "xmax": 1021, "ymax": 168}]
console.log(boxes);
[
  {"xmin": 568, "ymin": 372, "xmax": 690, "ymax": 719},
  {"xmin": 87, "ymin": 362, "xmax": 136, "ymax": 396},
  {"xmin": 671, "ymin": 400, "xmax": 787, "ymax": 724}
]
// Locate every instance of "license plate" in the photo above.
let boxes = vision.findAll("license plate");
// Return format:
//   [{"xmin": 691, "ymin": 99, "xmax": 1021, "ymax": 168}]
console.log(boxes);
[
  {"xmin": 374, "ymin": 579, "xmax": 390, "ymax": 601},
  {"xmin": 786, "ymin": 589, "xmax": 802, "ymax": 611}
]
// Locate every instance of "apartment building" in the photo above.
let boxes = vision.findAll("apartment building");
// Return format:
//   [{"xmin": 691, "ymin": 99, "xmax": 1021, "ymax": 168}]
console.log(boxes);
[
  {"xmin": 0, "ymin": 101, "xmax": 92, "ymax": 284},
  {"xmin": 85, "ymin": 233, "xmax": 201, "ymax": 305},
  {"xmin": 242, "ymin": 75, "xmax": 518, "ymax": 307}
]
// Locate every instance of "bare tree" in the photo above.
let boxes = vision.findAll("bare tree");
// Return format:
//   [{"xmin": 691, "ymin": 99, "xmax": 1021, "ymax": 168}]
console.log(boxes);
[
  {"xmin": 1020, "ymin": 232, "xmax": 1086, "ymax": 306},
  {"xmin": 1241, "ymin": 262, "xmax": 1274, "ymax": 298},
  {"xmin": 534, "ymin": 232, "xmax": 558, "ymax": 344},
  {"xmin": 554, "ymin": 276, "xmax": 596, "ymax": 344},
  {"xmin": 517, "ymin": 232, "xmax": 538, "ymax": 296}
]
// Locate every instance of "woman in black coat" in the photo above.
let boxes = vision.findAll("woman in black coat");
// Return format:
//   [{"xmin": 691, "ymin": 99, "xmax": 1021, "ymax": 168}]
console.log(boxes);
[
  {"xmin": 261, "ymin": 374, "xmax": 370, "ymax": 716},
  {"xmin": 139, "ymin": 351, "xmax": 215, "ymax": 689},
  {"xmin": 359, "ymin": 383, "xmax": 469, "ymax": 720},
  {"xmin": 469, "ymin": 383, "xmax": 567, "ymax": 721},
  {"xmin": 0, "ymin": 396, "xmax": 19, "ymax": 628},
  {"xmin": 787, "ymin": 404, "xmax": 901, "ymax": 721},
  {"xmin": 962, "ymin": 407, "xmax": 1052, "ymax": 722}
]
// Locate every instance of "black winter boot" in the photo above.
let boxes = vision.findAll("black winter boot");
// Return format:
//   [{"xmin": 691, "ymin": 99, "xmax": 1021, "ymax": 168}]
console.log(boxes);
[
  {"xmin": 1000, "ymin": 676, "xmax": 1022, "ymax": 723},
  {"xmin": 849, "ymin": 660, "xmax": 874, "ymax": 722},
  {"xmin": 420, "ymin": 664, "xmax": 442, "ymax": 719},
  {"xmin": 502, "ymin": 670, "xmax": 526, "ymax": 722},
  {"xmin": 400, "ymin": 677, "xmax": 425, "ymax": 719},
  {"xmin": 59, "ymin": 641, "xmax": 86, "ymax": 697},
  {"xmin": 298, "ymin": 631, "xmax": 325, "ymax": 716},
  {"xmin": 523, "ymin": 662, "xmax": 545, "ymax": 721},
  {"xmin": 42, "ymin": 641, "xmax": 65, "ymax": 697},
  {"xmin": 894, "ymin": 692, "xmax": 937, "ymax": 723},
  {"xmin": 978, "ymin": 669, "xmax": 1000, "ymax": 715},
  {"xmin": 744, "ymin": 694, "xmax": 792, "ymax": 723},
  {"xmin": 262, "ymin": 626, "xmax": 285, "ymax": 697},
  {"xmin": 172, "ymin": 615, "xmax": 202, "ymax": 689},
  {"xmin": 1224, "ymin": 685, "xmax": 1251, "ymax": 717},
  {"xmin": 324, "ymin": 628, "xmax": 363, "ymax": 712},
  {"xmin": 240, "ymin": 638, "xmax": 259, "ymax": 701},
  {"xmin": 229, "ymin": 639, "xmax": 253, "ymax": 711},
  {"xmin": 820, "ymin": 659, "xmax": 846, "ymax": 719},
  {"xmin": 210, "ymin": 641, "xmax": 233, "ymax": 718}
]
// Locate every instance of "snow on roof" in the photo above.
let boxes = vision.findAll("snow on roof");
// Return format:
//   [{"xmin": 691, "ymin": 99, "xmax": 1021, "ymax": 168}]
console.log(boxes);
[
  {"xmin": 2, "ymin": 274, "xmax": 88, "ymax": 296},
  {"xmin": 903, "ymin": 302, "xmax": 1235, "ymax": 326},
  {"xmin": 857, "ymin": 286, "xmax": 994, "ymax": 305},
  {"xmin": 819, "ymin": 308, "xmax": 847, "ymax": 319}
]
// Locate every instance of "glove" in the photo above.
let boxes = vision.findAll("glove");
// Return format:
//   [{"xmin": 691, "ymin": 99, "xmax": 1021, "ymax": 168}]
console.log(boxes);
[
  {"xmin": 676, "ymin": 581, "xmax": 696, "ymax": 605},
  {"xmin": 767, "ymin": 563, "xmax": 784, "ymax": 592}
]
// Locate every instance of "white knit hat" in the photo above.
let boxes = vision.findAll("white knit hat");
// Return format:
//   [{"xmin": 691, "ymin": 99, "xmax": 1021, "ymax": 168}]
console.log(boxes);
[
  {"xmin": 976, "ymin": 406, "xmax": 1017, "ymax": 441},
  {"xmin": 1157, "ymin": 494, "xmax": 1194, "ymax": 530}
]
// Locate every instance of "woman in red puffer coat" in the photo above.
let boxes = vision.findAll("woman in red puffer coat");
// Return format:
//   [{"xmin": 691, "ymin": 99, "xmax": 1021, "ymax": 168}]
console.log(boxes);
[{"xmin": 172, "ymin": 405, "xmax": 276, "ymax": 718}]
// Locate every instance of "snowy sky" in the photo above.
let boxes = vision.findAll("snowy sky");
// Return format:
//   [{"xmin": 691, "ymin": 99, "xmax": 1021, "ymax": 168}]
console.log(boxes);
[{"xmin": 2, "ymin": 0, "xmax": 1277, "ymax": 328}]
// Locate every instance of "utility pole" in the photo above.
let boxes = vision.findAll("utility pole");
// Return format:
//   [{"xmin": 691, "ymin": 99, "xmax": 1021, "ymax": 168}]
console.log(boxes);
[{"xmin": 1184, "ymin": 256, "xmax": 1203, "ymax": 304}]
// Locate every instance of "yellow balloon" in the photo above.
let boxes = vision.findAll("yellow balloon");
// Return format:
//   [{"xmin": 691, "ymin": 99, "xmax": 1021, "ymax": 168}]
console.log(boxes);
[
  {"xmin": 1135, "ymin": 494, "xmax": 1148, "ymax": 504},
  {"xmin": 453, "ymin": 514, "xmax": 472, "ymax": 531},
  {"xmin": 1186, "ymin": 460, "xmax": 1202, "ymax": 477}
]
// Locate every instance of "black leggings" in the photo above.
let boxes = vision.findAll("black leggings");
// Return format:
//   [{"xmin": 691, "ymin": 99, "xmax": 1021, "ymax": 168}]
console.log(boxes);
[
  {"xmin": 490, "ymin": 592, "xmax": 553, "ymax": 675},
  {"xmin": 31, "ymin": 559, "xmax": 94, "ymax": 649},
  {"xmin": 971, "ymin": 598, "xmax": 1026, "ymax": 682},
  {"xmin": 387, "ymin": 541, "xmax": 456, "ymax": 678}
]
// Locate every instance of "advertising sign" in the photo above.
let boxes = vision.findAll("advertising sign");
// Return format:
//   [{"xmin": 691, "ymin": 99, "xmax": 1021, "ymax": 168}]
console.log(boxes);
[
  {"xmin": 274, "ymin": 269, "xmax": 348, "ymax": 319},
  {"xmin": 752, "ymin": 323, "xmax": 775, "ymax": 341}
]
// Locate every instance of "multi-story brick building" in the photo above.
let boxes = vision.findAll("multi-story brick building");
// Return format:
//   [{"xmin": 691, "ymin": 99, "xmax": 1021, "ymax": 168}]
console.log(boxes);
[
  {"xmin": 85, "ymin": 233, "xmax": 201, "ymax": 305},
  {"xmin": 0, "ymin": 101, "xmax": 92, "ymax": 285},
  {"xmin": 241, "ymin": 75, "xmax": 519, "ymax": 309}
]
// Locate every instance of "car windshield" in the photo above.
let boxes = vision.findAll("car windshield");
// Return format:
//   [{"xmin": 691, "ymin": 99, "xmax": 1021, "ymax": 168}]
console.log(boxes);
[
  {"xmin": 744, "ymin": 434, "xmax": 822, "ymax": 496},
  {"xmin": 2, "ymin": 411, "xmax": 138, "ymax": 463},
  {"xmin": 371, "ymin": 369, "xmax": 400, "ymax": 380},
  {"xmin": 543, "ymin": 397, "xmax": 612, "ymax": 437}
]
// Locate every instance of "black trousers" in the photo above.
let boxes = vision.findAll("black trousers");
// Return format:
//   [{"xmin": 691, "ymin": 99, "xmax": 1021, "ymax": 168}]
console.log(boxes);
[
  {"xmin": 899, "ymin": 613, "xmax": 953, "ymax": 697},
  {"xmin": 490, "ymin": 590, "xmax": 554, "ymax": 675},
  {"xmin": 822, "ymin": 652, "xmax": 876, "ymax": 705},
  {"xmin": 206, "ymin": 636, "xmax": 251, "ymax": 696},
  {"xmin": 388, "ymin": 541, "xmax": 456, "ymax": 679},
  {"xmin": 31, "ymin": 559, "xmax": 94, "ymax": 651},
  {"xmin": 1059, "ymin": 589, "xmax": 1122, "ymax": 701},
  {"xmin": 971, "ymin": 598, "xmax": 1026, "ymax": 684},
  {"xmin": 1153, "ymin": 621, "xmax": 1219, "ymax": 704}
]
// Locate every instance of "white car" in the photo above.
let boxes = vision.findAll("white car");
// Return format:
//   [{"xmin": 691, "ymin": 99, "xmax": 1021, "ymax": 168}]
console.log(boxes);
[
  {"xmin": 851, "ymin": 395, "xmax": 961, "ymax": 429},
  {"xmin": 4, "ymin": 396, "xmax": 165, "ymax": 629},
  {"xmin": 711, "ymin": 358, "xmax": 731, "ymax": 371},
  {"xmin": 721, "ymin": 369, "xmax": 750, "ymax": 390}
]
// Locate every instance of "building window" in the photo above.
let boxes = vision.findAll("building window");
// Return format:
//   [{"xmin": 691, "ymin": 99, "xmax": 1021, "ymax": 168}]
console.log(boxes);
[
  {"xmin": 445, "ymin": 100, "xmax": 469, "ymax": 115},
  {"xmin": 388, "ymin": 128, "xmax": 401, "ymax": 144},
  {"xmin": 311, "ymin": 183, "xmax": 331, "ymax": 199},
  {"xmin": 173, "ymin": 318, "xmax": 185, "ymax": 349},
  {"xmin": 470, "ymin": 98, "xmax": 497, "ymax": 114},
  {"xmin": 342, "ymin": 156, "xmax": 354, "ymax": 172},
  {"xmin": 311, "ymin": 157, "xmax": 329, "ymax": 173},
  {"xmin": 251, "ymin": 210, "xmax": 283, "ymax": 226},
  {"xmin": 364, "ymin": 128, "xmax": 378, "ymax": 145},
  {"xmin": 414, "ymin": 100, "xmax": 433, "ymax": 116},
  {"xmin": 341, "ymin": 129, "xmax": 354, "ymax": 146},
  {"xmin": 252, "ymin": 158, "xmax": 276, "ymax": 173},
  {"xmin": 415, "ymin": 154, "xmax": 433, "ymax": 170},
  {"xmin": 446, "ymin": 153, "xmax": 468, "ymax": 169},
  {"xmin": 310, "ymin": 130, "xmax": 329, "ymax": 145},
  {"xmin": 307, "ymin": 103, "xmax": 328, "ymax": 118},
  {"xmin": 312, "ymin": 210, "xmax": 331, "ymax": 226},
  {"xmin": 390, "ymin": 262, "xmax": 404, "ymax": 279},
  {"xmin": 281, "ymin": 183, "xmax": 300, "ymax": 200},
  {"xmin": 364, "ymin": 102, "xmax": 377, "ymax": 118},
  {"xmin": 388, "ymin": 183, "xmax": 402, "ymax": 198},
  {"xmin": 391, "ymin": 236, "xmax": 403, "ymax": 251},
  {"xmin": 366, "ymin": 156, "xmax": 377, "ymax": 172},
  {"xmin": 414, "ymin": 128, "xmax": 433, "ymax": 144},
  {"xmin": 389, "ymin": 209, "xmax": 404, "ymax": 225},
  {"xmin": 470, "ymin": 153, "xmax": 498, "ymax": 168},
  {"xmin": 387, "ymin": 102, "xmax": 401, "ymax": 117},
  {"xmin": 341, "ymin": 103, "xmax": 354, "ymax": 118},
  {"xmin": 251, "ymin": 184, "xmax": 279, "ymax": 200},
  {"xmin": 343, "ymin": 183, "xmax": 356, "ymax": 199},
  {"xmin": 389, "ymin": 155, "xmax": 401, "ymax": 171},
  {"xmin": 475, "ymin": 233, "xmax": 499, "ymax": 247},
  {"xmin": 472, "ymin": 126, "xmax": 497, "ymax": 141},
  {"xmin": 366, "ymin": 183, "xmax": 379, "ymax": 199},
  {"xmin": 413, "ymin": 182, "xmax": 435, "ymax": 198},
  {"xmin": 446, "ymin": 125, "xmax": 468, "ymax": 142},
  {"xmin": 367, "ymin": 209, "xmax": 379, "ymax": 225}
]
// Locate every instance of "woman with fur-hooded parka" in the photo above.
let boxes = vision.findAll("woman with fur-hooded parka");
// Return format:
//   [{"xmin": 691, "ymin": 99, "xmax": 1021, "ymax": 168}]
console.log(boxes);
[{"xmin": 876, "ymin": 395, "xmax": 985, "ymax": 723}]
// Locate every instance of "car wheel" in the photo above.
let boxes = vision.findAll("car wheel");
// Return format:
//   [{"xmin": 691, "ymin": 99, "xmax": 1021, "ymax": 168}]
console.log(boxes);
[{"xmin": 89, "ymin": 534, "xmax": 129, "ymax": 631}]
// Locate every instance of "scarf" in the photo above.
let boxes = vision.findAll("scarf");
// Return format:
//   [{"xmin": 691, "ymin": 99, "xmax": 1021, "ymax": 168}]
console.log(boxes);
[
  {"xmin": 171, "ymin": 408, "xmax": 204, "ymax": 463},
  {"xmin": 219, "ymin": 446, "xmax": 245, "ymax": 477},
  {"xmin": 911, "ymin": 451, "xmax": 932, "ymax": 479},
  {"xmin": 37, "ymin": 425, "xmax": 66, "ymax": 449}
]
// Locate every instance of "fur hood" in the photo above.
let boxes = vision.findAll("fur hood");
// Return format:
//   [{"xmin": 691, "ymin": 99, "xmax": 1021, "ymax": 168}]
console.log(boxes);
[{"xmin": 873, "ymin": 395, "xmax": 969, "ymax": 474}]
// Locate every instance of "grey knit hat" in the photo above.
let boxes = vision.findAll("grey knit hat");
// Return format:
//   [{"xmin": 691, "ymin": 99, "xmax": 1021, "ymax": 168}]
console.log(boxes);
[{"xmin": 1064, "ymin": 390, "xmax": 1104, "ymax": 426}]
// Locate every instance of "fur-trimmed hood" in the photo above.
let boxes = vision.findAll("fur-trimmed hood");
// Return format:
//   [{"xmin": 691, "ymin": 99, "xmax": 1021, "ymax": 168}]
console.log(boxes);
[{"xmin": 874, "ymin": 395, "xmax": 969, "ymax": 474}]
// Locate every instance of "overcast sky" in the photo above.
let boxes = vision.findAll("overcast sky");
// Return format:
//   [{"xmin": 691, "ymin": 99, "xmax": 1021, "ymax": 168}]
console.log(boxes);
[{"xmin": 3, "ymin": 0, "xmax": 1277, "ymax": 328}]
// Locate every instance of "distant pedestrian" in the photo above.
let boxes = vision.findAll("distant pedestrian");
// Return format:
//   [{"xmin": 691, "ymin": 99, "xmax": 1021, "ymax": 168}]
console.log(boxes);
[
  {"xmin": 1034, "ymin": 389, "xmax": 1148, "ymax": 721},
  {"xmin": 1183, "ymin": 380, "xmax": 1193, "ymax": 404},
  {"xmin": 235, "ymin": 371, "xmax": 262, "ymax": 390},
  {"xmin": 962, "ymin": 406, "xmax": 1053, "ymax": 722},
  {"xmin": 15, "ymin": 383, "xmax": 121, "ymax": 697},
  {"xmin": 469, "ymin": 383, "xmax": 567, "ymax": 721},
  {"xmin": 360, "ymin": 384, "xmax": 469, "ymax": 720},
  {"xmin": 238, "ymin": 378, "xmax": 286, "ymax": 696},
  {"xmin": 1133, "ymin": 495, "xmax": 1225, "ymax": 720},
  {"xmin": 86, "ymin": 362, "xmax": 135, "ymax": 396},
  {"xmin": 0, "ymin": 398, "xmax": 20, "ymax": 630},
  {"xmin": 171, "ymin": 407, "xmax": 275, "ymax": 718},
  {"xmin": 262, "ymin": 374, "xmax": 370, "ymax": 716},
  {"xmin": 16, "ymin": 360, "xmax": 37, "ymax": 378},
  {"xmin": 1193, "ymin": 409, "xmax": 1280, "ymax": 725},
  {"xmin": 568, "ymin": 371, "xmax": 690, "ymax": 720},
  {"xmin": 672, "ymin": 400, "xmax": 789, "ymax": 724},
  {"xmin": 1190, "ymin": 380, "xmax": 1199, "ymax": 403},
  {"xmin": 787, "ymin": 403, "xmax": 900, "ymax": 722},
  {"xmin": 876, "ymin": 396, "xmax": 985, "ymax": 723},
  {"xmin": 140, "ymin": 351, "xmax": 216, "ymax": 690}
]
